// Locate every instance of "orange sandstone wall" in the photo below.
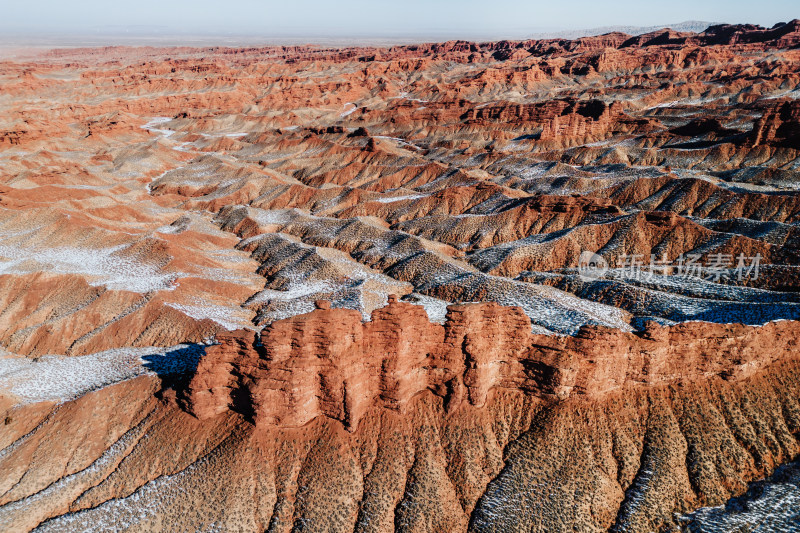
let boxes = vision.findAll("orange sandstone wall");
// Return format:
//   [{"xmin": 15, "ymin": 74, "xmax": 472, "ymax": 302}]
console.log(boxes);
[{"xmin": 184, "ymin": 298, "xmax": 800, "ymax": 430}]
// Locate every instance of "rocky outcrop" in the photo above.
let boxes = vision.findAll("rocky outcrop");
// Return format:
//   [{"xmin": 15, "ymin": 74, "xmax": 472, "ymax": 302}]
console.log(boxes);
[
  {"xmin": 751, "ymin": 100, "xmax": 800, "ymax": 150},
  {"xmin": 185, "ymin": 298, "xmax": 800, "ymax": 430},
  {"xmin": 5, "ymin": 334, "xmax": 800, "ymax": 532},
  {"xmin": 3, "ymin": 21, "xmax": 800, "ymax": 355},
  {"xmin": 186, "ymin": 297, "xmax": 447, "ymax": 429},
  {"xmin": 4, "ymin": 22, "xmax": 800, "ymax": 533},
  {"xmin": 460, "ymin": 98, "xmax": 625, "ymax": 142}
]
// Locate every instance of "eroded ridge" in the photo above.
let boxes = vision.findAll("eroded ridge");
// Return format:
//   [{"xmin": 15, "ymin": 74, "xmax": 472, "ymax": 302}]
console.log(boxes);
[
  {"xmin": 3, "ymin": 21, "xmax": 800, "ymax": 356},
  {"xmin": 1, "ymin": 312, "xmax": 799, "ymax": 531},
  {"xmin": 184, "ymin": 297, "xmax": 800, "ymax": 430},
  {"xmin": 2, "ymin": 20, "xmax": 800, "ymax": 532}
]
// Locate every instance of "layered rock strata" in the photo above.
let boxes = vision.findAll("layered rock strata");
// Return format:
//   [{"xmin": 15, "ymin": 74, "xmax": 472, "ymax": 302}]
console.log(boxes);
[{"xmin": 185, "ymin": 297, "xmax": 800, "ymax": 430}]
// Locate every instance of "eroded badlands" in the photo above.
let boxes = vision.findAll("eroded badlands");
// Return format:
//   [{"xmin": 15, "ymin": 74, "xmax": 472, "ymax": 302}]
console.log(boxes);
[{"xmin": 2, "ymin": 20, "xmax": 800, "ymax": 532}]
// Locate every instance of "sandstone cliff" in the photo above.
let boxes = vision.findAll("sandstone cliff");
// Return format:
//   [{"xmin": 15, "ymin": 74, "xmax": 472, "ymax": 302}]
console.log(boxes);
[
  {"xmin": 2, "ymin": 21, "xmax": 800, "ymax": 532},
  {"xmin": 184, "ymin": 298, "xmax": 800, "ymax": 432},
  {"xmin": 2, "ymin": 304, "xmax": 797, "ymax": 532}
]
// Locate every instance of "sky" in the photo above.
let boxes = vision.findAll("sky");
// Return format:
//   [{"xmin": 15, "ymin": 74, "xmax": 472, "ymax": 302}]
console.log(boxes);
[{"xmin": 2, "ymin": 0, "xmax": 798, "ymax": 40}]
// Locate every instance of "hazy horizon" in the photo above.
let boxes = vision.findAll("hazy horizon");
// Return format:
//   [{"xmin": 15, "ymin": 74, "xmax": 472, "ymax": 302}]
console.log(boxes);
[{"xmin": 2, "ymin": 0, "xmax": 797, "ymax": 44}]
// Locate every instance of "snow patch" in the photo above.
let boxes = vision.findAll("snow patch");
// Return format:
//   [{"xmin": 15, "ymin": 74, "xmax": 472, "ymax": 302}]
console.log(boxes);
[{"xmin": 0, "ymin": 344, "xmax": 204, "ymax": 405}]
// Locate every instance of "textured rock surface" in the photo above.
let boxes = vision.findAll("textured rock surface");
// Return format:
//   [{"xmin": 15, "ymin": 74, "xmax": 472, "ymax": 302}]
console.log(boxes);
[
  {"xmin": 3, "ymin": 21, "xmax": 800, "ymax": 354},
  {"xmin": 1, "ymin": 312, "xmax": 799, "ymax": 532},
  {"xmin": 2, "ymin": 19, "xmax": 800, "ymax": 532},
  {"xmin": 184, "ymin": 300, "xmax": 800, "ymax": 430}
]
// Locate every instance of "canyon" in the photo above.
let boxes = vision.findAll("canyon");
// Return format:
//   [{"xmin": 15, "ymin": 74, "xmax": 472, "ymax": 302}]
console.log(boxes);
[{"xmin": 1, "ymin": 19, "xmax": 800, "ymax": 532}]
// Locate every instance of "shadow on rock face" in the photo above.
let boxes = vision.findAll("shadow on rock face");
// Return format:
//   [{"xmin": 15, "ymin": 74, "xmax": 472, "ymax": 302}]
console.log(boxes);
[
  {"xmin": 687, "ymin": 302, "xmax": 800, "ymax": 325},
  {"xmin": 142, "ymin": 344, "xmax": 206, "ymax": 391}
]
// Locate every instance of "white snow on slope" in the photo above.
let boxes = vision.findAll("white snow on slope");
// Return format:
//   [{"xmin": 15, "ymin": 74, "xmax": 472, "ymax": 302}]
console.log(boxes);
[
  {"xmin": 406, "ymin": 293, "xmax": 451, "ymax": 324},
  {"xmin": 0, "ymin": 243, "xmax": 179, "ymax": 293},
  {"xmin": 0, "ymin": 344, "xmax": 204, "ymax": 405},
  {"xmin": 374, "ymin": 193, "xmax": 429, "ymax": 203},
  {"xmin": 340, "ymin": 102, "xmax": 357, "ymax": 117},
  {"xmin": 166, "ymin": 301, "xmax": 255, "ymax": 331}
]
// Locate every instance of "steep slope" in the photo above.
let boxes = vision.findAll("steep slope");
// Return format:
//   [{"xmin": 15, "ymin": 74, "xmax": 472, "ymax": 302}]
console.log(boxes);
[
  {"xmin": 1, "ymin": 300, "xmax": 798, "ymax": 531},
  {"xmin": 1, "ymin": 20, "xmax": 800, "ymax": 532}
]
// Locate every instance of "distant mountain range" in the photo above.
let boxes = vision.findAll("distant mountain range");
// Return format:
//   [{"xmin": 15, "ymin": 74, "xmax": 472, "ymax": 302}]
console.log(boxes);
[{"xmin": 530, "ymin": 21, "xmax": 720, "ymax": 40}]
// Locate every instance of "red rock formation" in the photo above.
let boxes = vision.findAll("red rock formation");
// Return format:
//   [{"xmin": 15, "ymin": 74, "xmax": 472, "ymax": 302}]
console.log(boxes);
[
  {"xmin": 751, "ymin": 100, "xmax": 800, "ymax": 150},
  {"xmin": 186, "ymin": 297, "xmax": 447, "ymax": 429},
  {"xmin": 529, "ymin": 320, "xmax": 800, "ymax": 396},
  {"xmin": 185, "ymin": 298, "xmax": 800, "ymax": 430},
  {"xmin": 4, "ymin": 23, "xmax": 800, "ymax": 533}
]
